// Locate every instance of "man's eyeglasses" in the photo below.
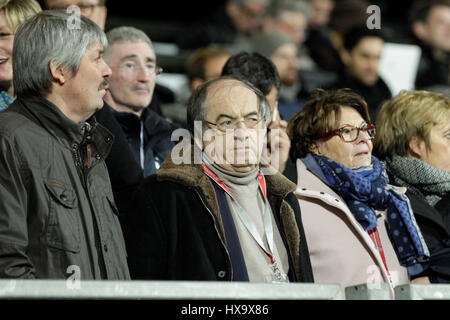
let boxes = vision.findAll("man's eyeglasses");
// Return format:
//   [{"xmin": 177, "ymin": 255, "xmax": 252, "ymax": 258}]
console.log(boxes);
[
  {"xmin": 206, "ymin": 115, "xmax": 262, "ymax": 132},
  {"xmin": 112, "ymin": 62, "xmax": 163, "ymax": 76},
  {"xmin": 318, "ymin": 123, "xmax": 376, "ymax": 142},
  {"xmin": 49, "ymin": 2, "xmax": 105, "ymax": 16}
]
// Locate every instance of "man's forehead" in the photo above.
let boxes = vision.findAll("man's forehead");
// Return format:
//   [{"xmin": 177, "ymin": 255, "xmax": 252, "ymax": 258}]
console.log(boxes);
[
  {"xmin": 111, "ymin": 41, "xmax": 155, "ymax": 60},
  {"xmin": 207, "ymin": 80, "xmax": 256, "ymax": 100}
]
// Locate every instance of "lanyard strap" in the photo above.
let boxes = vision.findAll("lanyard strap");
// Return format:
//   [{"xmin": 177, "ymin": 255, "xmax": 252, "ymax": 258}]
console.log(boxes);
[
  {"xmin": 202, "ymin": 163, "xmax": 276, "ymax": 264},
  {"xmin": 139, "ymin": 121, "xmax": 145, "ymax": 170},
  {"xmin": 368, "ymin": 227, "xmax": 390, "ymax": 276}
]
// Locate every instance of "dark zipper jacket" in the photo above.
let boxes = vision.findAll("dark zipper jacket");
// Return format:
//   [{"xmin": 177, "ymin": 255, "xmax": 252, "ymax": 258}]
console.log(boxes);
[
  {"xmin": 0, "ymin": 96, "xmax": 130, "ymax": 279},
  {"xmin": 126, "ymin": 145, "xmax": 314, "ymax": 282}
]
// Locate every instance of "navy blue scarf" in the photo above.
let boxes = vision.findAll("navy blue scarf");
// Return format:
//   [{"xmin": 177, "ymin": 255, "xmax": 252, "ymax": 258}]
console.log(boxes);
[{"xmin": 311, "ymin": 154, "xmax": 429, "ymax": 275}]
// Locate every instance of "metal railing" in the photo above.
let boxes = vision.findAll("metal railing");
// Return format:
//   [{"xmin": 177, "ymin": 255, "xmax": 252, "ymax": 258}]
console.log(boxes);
[
  {"xmin": 1, "ymin": 280, "xmax": 450, "ymax": 300},
  {"xmin": 0, "ymin": 280, "xmax": 342, "ymax": 300}
]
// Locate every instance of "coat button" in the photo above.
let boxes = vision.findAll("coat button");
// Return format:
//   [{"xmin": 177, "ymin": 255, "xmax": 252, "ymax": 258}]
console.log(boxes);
[
  {"xmin": 217, "ymin": 271, "xmax": 226, "ymax": 278},
  {"xmin": 60, "ymin": 194, "xmax": 68, "ymax": 202},
  {"xmin": 95, "ymin": 154, "xmax": 101, "ymax": 160},
  {"xmin": 103, "ymin": 244, "xmax": 108, "ymax": 252}
]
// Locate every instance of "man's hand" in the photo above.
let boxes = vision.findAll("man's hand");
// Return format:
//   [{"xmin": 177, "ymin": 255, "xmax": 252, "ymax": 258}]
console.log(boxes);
[{"xmin": 266, "ymin": 119, "xmax": 290, "ymax": 173}]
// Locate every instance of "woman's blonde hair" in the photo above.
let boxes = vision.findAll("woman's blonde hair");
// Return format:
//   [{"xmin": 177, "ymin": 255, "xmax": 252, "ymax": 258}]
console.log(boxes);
[
  {"xmin": 0, "ymin": 0, "xmax": 41, "ymax": 32},
  {"xmin": 374, "ymin": 90, "xmax": 450, "ymax": 160}
]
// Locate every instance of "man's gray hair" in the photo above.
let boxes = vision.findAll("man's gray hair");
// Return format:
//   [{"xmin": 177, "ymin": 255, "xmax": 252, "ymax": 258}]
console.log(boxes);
[
  {"xmin": 104, "ymin": 26, "xmax": 153, "ymax": 60},
  {"xmin": 13, "ymin": 10, "xmax": 107, "ymax": 98},
  {"xmin": 187, "ymin": 76, "xmax": 271, "ymax": 137}
]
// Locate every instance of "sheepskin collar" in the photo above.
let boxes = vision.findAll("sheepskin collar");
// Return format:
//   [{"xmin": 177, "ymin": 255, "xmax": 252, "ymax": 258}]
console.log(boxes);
[{"xmin": 156, "ymin": 146, "xmax": 296, "ymax": 197}]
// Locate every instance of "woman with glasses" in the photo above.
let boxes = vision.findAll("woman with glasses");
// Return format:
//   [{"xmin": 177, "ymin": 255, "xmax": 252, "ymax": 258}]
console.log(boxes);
[
  {"xmin": 375, "ymin": 90, "xmax": 450, "ymax": 283},
  {"xmin": 287, "ymin": 88, "xmax": 430, "ymax": 298}
]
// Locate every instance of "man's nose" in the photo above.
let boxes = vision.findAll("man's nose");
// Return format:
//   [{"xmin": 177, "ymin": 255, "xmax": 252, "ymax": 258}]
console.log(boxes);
[{"xmin": 103, "ymin": 60, "xmax": 112, "ymax": 77}]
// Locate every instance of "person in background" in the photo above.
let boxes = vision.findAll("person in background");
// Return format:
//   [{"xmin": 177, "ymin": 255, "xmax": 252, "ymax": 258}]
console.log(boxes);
[
  {"xmin": 304, "ymin": 0, "xmax": 343, "ymax": 73},
  {"xmin": 262, "ymin": 0, "xmax": 311, "ymax": 45},
  {"xmin": 408, "ymin": 0, "xmax": 450, "ymax": 91},
  {"xmin": 252, "ymin": 31, "xmax": 309, "ymax": 121},
  {"xmin": 287, "ymin": 88, "xmax": 429, "ymax": 298},
  {"xmin": 126, "ymin": 76, "xmax": 314, "ymax": 283},
  {"xmin": 0, "ymin": 0, "xmax": 41, "ymax": 112},
  {"xmin": 44, "ymin": 0, "xmax": 107, "ymax": 30},
  {"xmin": 0, "ymin": 11, "xmax": 129, "ymax": 279},
  {"xmin": 375, "ymin": 90, "xmax": 450, "ymax": 283},
  {"xmin": 177, "ymin": 0, "xmax": 269, "ymax": 50},
  {"xmin": 103, "ymin": 26, "xmax": 175, "ymax": 178},
  {"xmin": 186, "ymin": 46, "xmax": 232, "ymax": 91},
  {"xmin": 327, "ymin": 26, "xmax": 392, "ymax": 123}
]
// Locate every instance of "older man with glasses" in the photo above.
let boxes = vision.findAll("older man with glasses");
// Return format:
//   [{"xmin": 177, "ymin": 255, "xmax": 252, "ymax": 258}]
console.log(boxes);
[
  {"xmin": 126, "ymin": 75, "xmax": 314, "ymax": 283},
  {"xmin": 102, "ymin": 26, "xmax": 175, "ymax": 178}
]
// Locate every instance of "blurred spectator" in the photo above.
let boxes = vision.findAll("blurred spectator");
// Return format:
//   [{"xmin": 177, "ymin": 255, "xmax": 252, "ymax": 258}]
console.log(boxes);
[
  {"xmin": 262, "ymin": 0, "xmax": 312, "ymax": 44},
  {"xmin": 103, "ymin": 26, "xmax": 176, "ymax": 178},
  {"xmin": 252, "ymin": 31, "xmax": 309, "ymax": 121},
  {"xmin": 44, "ymin": 0, "xmax": 107, "ymax": 29},
  {"xmin": 0, "ymin": 0, "xmax": 41, "ymax": 112},
  {"xmin": 177, "ymin": 0, "xmax": 269, "ymax": 50},
  {"xmin": 304, "ymin": 0, "xmax": 344, "ymax": 72},
  {"xmin": 159, "ymin": 46, "xmax": 232, "ymax": 128},
  {"xmin": 409, "ymin": 0, "xmax": 450, "ymax": 90},
  {"xmin": 327, "ymin": 26, "xmax": 391, "ymax": 123},
  {"xmin": 186, "ymin": 46, "xmax": 232, "ymax": 91},
  {"xmin": 375, "ymin": 90, "xmax": 450, "ymax": 283},
  {"xmin": 308, "ymin": 0, "xmax": 334, "ymax": 29},
  {"xmin": 221, "ymin": 52, "xmax": 293, "ymax": 177}
]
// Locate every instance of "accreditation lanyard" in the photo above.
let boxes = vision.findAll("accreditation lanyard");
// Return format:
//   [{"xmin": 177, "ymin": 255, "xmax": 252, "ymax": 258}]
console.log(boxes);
[
  {"xmin": 368, "ymin": 227, "xmax": 390, "ymax": 276},
  {"xmin": 201, "ymin": 164, "xmax": 277, "ymax": 264}
]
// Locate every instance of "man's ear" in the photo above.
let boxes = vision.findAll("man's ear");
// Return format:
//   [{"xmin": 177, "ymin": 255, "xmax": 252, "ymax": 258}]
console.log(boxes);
[
  {"xmin": 412, "ymin": 21, "xmax": 427, "ymax": 41},
  {"xmin": 49, "ymin": 59, "xmax": 67, "ymax": 85},
  {"xmin": 408, "ymin": 136, "xmax": 426, "ymax": 159}
]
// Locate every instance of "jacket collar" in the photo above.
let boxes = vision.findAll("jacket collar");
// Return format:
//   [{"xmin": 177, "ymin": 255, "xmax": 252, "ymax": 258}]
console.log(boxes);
[
  {"xmin": 13, "ymin": 96, "xmax": 113, "ymax": 158},
  {"xmin": 156, "ymin": 142, "xmax": 296, "ymax": 197}
]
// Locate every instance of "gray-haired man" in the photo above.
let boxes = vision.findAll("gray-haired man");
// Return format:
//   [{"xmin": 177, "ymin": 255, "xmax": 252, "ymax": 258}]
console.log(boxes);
[{"xmin": 0, "ymin": 11, "xmax": 129, "ymax": 279}]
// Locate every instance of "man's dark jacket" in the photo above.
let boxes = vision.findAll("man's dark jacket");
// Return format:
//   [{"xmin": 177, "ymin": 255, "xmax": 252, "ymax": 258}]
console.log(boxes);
[
  {"xmin": 0, "ymin": 96, "xmax": 130, "ymax": 279},
  {"xmin": 94, "ymin": 103, "xmax": 143, "ymax": 231},
  {"xmin": 126, "ymin": 147, "xmax": 314, "ymax": 282},
  {"xmin": 112, "ymin": 107, "xmax": 175, "ymax": 177}
]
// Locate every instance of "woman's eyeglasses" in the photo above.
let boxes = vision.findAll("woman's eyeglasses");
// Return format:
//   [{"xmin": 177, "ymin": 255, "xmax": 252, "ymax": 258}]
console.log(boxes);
[{"xmin": 318, "ymin": 124, "xmax": 376, "ymax": 142}]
